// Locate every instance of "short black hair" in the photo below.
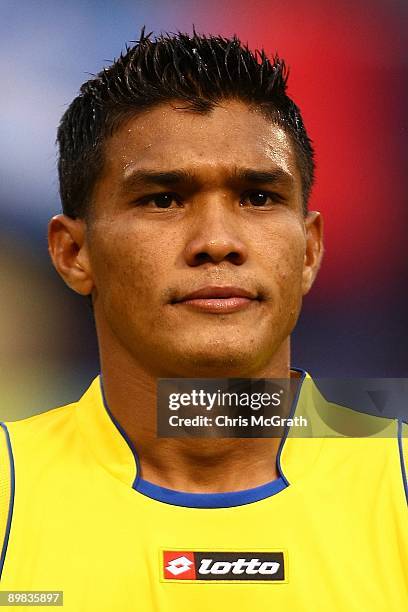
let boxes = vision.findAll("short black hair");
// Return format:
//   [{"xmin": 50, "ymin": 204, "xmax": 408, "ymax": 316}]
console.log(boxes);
[{"xmin": 57, "ymin": 28, "xmax": 315, "ymax": 218}]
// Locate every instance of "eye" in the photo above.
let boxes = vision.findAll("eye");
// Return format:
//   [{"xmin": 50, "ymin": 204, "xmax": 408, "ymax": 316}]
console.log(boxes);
[
  {"xmin": 240, "ymin": 190, "xmax": 283, "ymax": 207},
  {"xmin": 137, "ymin": 192, "xmax": 182, "ymax": 208}
]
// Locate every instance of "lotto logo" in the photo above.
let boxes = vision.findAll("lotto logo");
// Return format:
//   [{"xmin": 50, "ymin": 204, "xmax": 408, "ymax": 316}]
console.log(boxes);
[
  {"xmin": 163, "ymin": 552, "xmax": 196, "ymax": 580},
  {"xmin": 166, "ymin": 556, "xmax": 193, "ymax": 576},
  {"xmin": 162, "ymin": 551, "xmax": 285, "ymax": 581}
]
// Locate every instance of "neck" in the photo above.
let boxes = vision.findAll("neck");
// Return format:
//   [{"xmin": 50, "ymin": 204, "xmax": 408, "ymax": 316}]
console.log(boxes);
[{"xmin": 99, "ymin": 337, "xmax": 296, "ymax": 494}]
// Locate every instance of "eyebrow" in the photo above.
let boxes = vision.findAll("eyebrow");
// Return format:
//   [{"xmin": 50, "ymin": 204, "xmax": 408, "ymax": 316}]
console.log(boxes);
[
  {"xmin": 119, "ymin": 166, "xmax": 294, "ymax": 193},
  {"xmin": 232, "ymin": 168, "xmax": 294, "ymax": 189},
  {"xmin": 120, "ymin": 170, "xmax": 194, "ymax": 193}
]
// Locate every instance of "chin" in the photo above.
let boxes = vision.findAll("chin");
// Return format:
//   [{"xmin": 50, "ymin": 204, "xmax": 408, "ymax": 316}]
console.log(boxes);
[{"xmin": 170, "ymin": 344, "xmax": 267, "ymax": 378}]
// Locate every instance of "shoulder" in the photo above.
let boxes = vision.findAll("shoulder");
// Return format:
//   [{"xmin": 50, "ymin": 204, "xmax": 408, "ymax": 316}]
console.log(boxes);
[
  {"xmin": 300, "ymin": 375, "xmax": 400, "ymax": 438},
  {"xmin": 2, "ymin": 401, "xmax": 78, "ymax": 448},
  {"xmin": 321, "ymin": 405, "xmax": 408, "ymax": 507},
  {"xmin": 324, "ymin": 400, "xmax": 399, "ymax": 437}
]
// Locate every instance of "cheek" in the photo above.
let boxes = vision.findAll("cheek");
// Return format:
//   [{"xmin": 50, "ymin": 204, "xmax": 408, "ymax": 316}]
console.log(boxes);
[
  {"xmin": 90, "ymin": 224, "xmax": 164, "ymax": 314},
  {"xmin": 255, "ymin": 225, "xmax": 306, "ymax": 335},
  {"xmin": 274, "ymin": 247, "xmax": 305, "ymax": 341},
  {"xmin": 277, "ymin": 246, "xmax": 305, "ymax": 290},
  {"xmin": 258, "ymin": 224, "xmax": 306, "ymax": 291}
]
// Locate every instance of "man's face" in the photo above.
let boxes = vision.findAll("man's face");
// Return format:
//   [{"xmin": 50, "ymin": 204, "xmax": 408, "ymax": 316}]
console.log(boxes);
[{"xmin": 85, "ymin": 100, "xmax": 320, "ymax": 377}]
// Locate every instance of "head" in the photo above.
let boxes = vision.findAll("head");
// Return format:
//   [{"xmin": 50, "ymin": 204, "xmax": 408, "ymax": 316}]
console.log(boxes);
[{"xmin": 49, "ymin": 29, "xmax": 323, "ymax": 378}]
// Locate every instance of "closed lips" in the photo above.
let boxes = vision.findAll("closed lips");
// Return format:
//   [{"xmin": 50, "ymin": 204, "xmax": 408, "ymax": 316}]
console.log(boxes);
[
  {"xmin": 171, "ymin": 286, "xmax": 260, "ymax": 314},
  {"xmin": 176, "ymin": 286, "xmax": 258, "ymax": 301}
]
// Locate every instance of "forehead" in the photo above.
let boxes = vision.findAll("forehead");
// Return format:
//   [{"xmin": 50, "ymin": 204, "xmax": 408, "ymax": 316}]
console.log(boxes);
[{"xmin": 102, "ymin": 100, "xmax": 300, "ymax": 185}]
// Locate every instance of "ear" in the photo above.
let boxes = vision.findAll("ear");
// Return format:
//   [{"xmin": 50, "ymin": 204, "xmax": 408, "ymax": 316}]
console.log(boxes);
[
  {"xmin": 302, "ymin": 211, "xmax": 324, "ymax": 295},
  {"xmin": 48, "ymin": 214, "xmax": 94, "ymax": 295}
]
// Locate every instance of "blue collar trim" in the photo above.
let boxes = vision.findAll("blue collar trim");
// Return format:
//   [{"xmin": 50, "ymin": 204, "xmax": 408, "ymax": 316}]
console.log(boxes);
[{"xmin": 134, "ymin": 475, "xmax": 288, "ymax": 508}]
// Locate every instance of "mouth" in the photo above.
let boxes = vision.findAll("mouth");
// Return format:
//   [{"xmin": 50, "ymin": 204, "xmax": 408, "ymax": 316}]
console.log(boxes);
[{"xmin": 171, "ymin": 285, "xmax": 260, "ymax": 314}]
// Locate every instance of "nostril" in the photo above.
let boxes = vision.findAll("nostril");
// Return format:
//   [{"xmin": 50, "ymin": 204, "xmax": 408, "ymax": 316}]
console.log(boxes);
[
  {"xmin": 192, "ymin": 251, "xmax": 244, "ymax": 266},
  {"xmin": 194, "ymin": 252, "xmax": 213, "ymax": 265},
  {"xmin": 185, "ymin": 237, "xmax": 249, "ymax": 267},
  {"xmin": 227, "ymin": 251, "xmax": 244, "ymax": 265}
]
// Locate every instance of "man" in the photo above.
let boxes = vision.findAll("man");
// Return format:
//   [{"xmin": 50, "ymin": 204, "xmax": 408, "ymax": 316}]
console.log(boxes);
[{"xmin": 0, "ymin": 30, "xmax": 406, "ymax": 611}]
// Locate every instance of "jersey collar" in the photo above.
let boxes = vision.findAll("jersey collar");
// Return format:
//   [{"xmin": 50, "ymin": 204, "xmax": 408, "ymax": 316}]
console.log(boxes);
[
  {"xmin": 76, "ymin": 376, "xmax": 138, "ymax": 486},
  {"xmin": 75, "ymin": 370, "xmax": 326, "ymax": 493}
]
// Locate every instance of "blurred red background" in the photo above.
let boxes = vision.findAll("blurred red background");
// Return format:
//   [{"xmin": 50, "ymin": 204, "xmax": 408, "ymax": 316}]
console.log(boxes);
[{"xmin": 1, "ymin": 0, "xmax": 407, "ymax": 418}]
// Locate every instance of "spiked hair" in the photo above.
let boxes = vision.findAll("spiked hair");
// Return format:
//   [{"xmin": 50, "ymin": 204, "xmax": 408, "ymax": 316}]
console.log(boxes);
[{"xmin": 57, "ymin": 28, "xmax": 315, "ymax": 218}]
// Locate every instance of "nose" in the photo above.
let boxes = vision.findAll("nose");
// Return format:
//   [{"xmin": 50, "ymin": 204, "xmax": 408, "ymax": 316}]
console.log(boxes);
[{"xmin": 183, "ymin": 199, "xmax": 249, "ymax": 267}]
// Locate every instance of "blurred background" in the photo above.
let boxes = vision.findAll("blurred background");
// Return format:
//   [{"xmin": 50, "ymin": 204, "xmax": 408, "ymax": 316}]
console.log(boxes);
[{"xmin": 1, "ymin": 0, "xmax": 407, "ymax": 420}]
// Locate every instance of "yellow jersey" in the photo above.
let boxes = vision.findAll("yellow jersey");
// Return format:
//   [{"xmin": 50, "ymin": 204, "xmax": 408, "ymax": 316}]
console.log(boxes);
[{"xmin": 0, "ymin": 372, "xmax": 407, "ymax": 611}]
